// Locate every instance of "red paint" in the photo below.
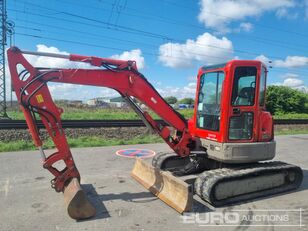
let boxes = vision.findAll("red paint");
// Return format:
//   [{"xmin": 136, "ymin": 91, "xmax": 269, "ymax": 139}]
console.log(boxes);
[{"xmin": 190, "ymin": 60, "xmax": 273, "ymax": 143}]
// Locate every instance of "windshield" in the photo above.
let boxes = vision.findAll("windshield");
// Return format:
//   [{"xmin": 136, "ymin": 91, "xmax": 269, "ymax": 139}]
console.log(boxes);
[
  {"xmin": 231, "ymin": 66, "xmax": 257, "ymax": 106},
  {"xmin": 197, "ymin": 71, "xmax": 225, "ymax": 131}
]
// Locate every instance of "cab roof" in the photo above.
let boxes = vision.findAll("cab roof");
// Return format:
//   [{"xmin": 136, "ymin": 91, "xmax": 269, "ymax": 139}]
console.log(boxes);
[{"xmin": 201, "ymin": 60, "xmax": 265, "ymax": 72}]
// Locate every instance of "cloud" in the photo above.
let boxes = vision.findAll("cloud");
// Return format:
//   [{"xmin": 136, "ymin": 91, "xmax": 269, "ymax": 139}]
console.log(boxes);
[
  {"xmin": 276, "ymin": 8, "xmax": 298, "ymax": 19},
  {"xmin": 255, "ymin": 54, "xmax": 270, "ymax": 64},
  {"xmin": 255, "ymin": 54, "xmax": 308, "ymax": 68},
  {"xmin": 239, "ymin": 22, "xmax": 253, "ymax": 32},
  {"xmin": 233, "ymin": 22, "xmax": 254, "ymax": 33},
  {"xmin": 273, "ymin": 56, "xmax": 308, "ymax": 68},
  {"xmin": 270, "ymin": 74, "xmax": 307, "ymax": 93},
  {"xmin": 48, "ymin": 83, "xmax": 119, "ymax": 100},
  {"xmin": 111, "ymin": 49, "xmax": 145, "ymax": 69},
  {"xmin": 198, "ymin": 0, "xmax": 295, "ymax": 32},
  {"xmin": 283, "ymin": 78, "xmax": 304, "ymax": 87},
  {"xmin": 255, "ymin": 56, "xmax": 308, "ymax": 93},
  {"xmin": 281, "ymin": 73, "xmax": 300, "ymax": 79},
  {"xmin": 158, "ymin": 32, "xmax": 233, "ymax": 68},
  {"xmin": 156, "ymin": 82, "xmax": 197, "ymax": 99}
]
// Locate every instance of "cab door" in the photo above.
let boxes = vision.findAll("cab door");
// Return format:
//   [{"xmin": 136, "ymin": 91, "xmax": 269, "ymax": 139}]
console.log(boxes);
[
  {"xmin": 193, "ymin": 70, "xmax": 225, "ymax": 142},
  {"xmin": 228, "ymin": 65, "xmax": 260, "ymax": 142}
]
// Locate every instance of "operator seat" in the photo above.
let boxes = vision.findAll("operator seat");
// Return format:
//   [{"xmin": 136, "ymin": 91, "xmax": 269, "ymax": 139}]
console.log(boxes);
[{"xmin": 234, "ymin": 87, "xmax": 255, "ymax": 106}]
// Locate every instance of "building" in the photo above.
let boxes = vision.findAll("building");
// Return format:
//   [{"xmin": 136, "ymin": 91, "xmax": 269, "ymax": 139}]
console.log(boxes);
[
  {"xmin": 86, "ymin": 98, "xmax": 110, "ymax": 108},
  {"xmin": 55, "ymin": 99, "xmax": 84, "ymax": 107},
  {"xmin": 86, "ymin": 97, "xmax": 129, "ymax": 108},
  {"xmin": 104, "ymin": 97, "xmax": 128, "ymax": 108}
]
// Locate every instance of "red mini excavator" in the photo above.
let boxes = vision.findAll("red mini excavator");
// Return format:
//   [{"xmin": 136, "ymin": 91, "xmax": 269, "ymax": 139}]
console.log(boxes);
[{"xmin": 7, "ymin": 47, "xmax": 303, "ymax": 220}]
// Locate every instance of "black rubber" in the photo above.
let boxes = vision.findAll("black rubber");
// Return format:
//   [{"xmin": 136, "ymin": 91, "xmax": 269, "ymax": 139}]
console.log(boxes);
[
  {"xmin": 152, "ymin": 152, "xmax": 190, "ymax": 171},
  {"xmin": 194, "ymin": 161, "xmax": 303, "ymax": 207},
  {"xmin": 152, "ymin": 152, "xmax": 208, "ymax": 176}
]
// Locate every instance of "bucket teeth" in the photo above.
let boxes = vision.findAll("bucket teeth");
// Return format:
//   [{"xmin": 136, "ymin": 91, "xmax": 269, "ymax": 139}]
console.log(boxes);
[
  {"xmin": 63, "ymin": 178, "xmax": 96, "ymax": 220},
  {"xmin": 131, "ymin": 158, "xmax": 193, "ymax": 213}
]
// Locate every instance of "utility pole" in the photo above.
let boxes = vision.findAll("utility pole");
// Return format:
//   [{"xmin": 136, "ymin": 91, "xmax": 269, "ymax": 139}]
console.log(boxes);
[{"xmin": 0, "ymin": 0, "xmax": 14, "ymax": 119}]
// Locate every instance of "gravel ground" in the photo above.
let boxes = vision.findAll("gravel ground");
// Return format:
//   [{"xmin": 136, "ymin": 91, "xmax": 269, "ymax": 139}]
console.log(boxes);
[
  {"xmin": 0, "ymin": 124, "xmax": 307, "ymax": 142},
  {"xmin": 0, "ymin": 127, "xmax": 151, "ymax": 142},
  {"xmin": 274, "ymin": 124, "xmax": 308, "ymax": 132}
]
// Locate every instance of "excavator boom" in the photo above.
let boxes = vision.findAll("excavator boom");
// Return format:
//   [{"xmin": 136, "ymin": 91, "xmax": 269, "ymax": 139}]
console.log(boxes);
[{"xmin": 7, "ymin": 47, "xmax": 195, "ymax": 219}]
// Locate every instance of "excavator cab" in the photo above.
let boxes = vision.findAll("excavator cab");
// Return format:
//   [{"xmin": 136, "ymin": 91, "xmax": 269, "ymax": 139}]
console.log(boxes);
[{"xmin": 190, "ymin": 60, "xmax": 276, "ymax": 163}]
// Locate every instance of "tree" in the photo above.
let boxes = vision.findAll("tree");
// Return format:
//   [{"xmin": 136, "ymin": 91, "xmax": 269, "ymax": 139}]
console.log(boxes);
[
  {"xmin": 178, "ymin": 98, "xmax": 194, "ymax": 105},
  {"xmin": 266, "ymin": 86, "xmax": 308, "ymax": 114},
  {"xmin": 164, "ymin": 96, "xmax": 178, "ymax": 104}
]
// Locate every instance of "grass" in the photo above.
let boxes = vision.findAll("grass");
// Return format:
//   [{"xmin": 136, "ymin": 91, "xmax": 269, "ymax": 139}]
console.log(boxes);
[
  {"xmin": 7, "ymin": 107, "xmax": 195, "ymax": 120},
  {"xmin": 2, "ymin": 128, "xmax": 308, "ymax": 152},
  {"xmin": 7, "ymin": 108, "xmax": 143, "ymax": 120},
  {"xmin": 7, "ymin": 107, "xmax": 308, "ymax": 120},
  {"xmin": 3, "ymin": 107, "xmax": 308, "ymax": 152},
  {"xmin": 0, "ymin": 135, "xmax": 163, "ymax": 152},
  {"xmin": 273, "ymin": 113, "xmax": 308, "ymax": 119}
]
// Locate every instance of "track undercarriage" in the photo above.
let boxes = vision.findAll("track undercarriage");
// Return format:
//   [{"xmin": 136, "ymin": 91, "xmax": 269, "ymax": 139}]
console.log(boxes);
[{"xmin": 151, "ymin": 152, "xmax": 303, "ymax": 207}]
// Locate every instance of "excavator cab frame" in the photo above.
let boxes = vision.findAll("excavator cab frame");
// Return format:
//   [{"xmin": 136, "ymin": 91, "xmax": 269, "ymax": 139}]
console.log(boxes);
[
  {"xmin": 190, "ymin": 61, "xmax": 276, "ymax": 163},
  {"xmin": 192, "ymin": 60, "xmax": 273, "ymax": 143}
]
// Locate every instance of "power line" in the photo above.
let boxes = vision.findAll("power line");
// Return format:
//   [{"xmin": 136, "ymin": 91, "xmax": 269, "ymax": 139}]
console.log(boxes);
[
  {"xmin": 11, "ymin": 2, "xmax": 169, "ymax": 40},
  {"xmin": 8, "ymin": 7, "xmax": 307, "ymax": 62},
  {"xmin": 90, "ymin": 0, "xmax": 308, "ymax": 46},
  {"xmin": 15, "ymin": 32, "xmax": 308, "ymax": 77},
  {"xmin": 20, "ymin": 22, "xmax": 305, "ymax": 66},
  {"xmin": 8, "ymin": 1, "xmax": 308, "ymax": 75},
  {"xmin": 163, "ymin": 0, "xmax": 308, "ymax": 38},
  {"xmin": 15, "ymin": 25, "xmax": 41, "ymax": 31},
  {"xmin": 14, "ymin": 19, "xmax": 157, "ymax": 49},
  {"xmin": 13, "ymin": 0, "xmax": 308, "ymax": 53},
  {"xmin": 11, "ymin": 20, "xmax": 308, "ymax": 76},
  {"xmin": 14, "ymin": 32, "xmax": 237, "ymax": 62}
]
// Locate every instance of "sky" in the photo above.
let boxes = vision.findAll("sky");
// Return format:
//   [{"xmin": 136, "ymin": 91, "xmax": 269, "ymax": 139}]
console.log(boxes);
[{"xmin": 6, "ymin": 0, "xmax": 308, "ymax": 101}]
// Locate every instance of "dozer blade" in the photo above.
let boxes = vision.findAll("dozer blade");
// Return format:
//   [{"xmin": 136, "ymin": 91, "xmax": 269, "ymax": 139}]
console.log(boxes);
[
  {"xmin": 63, "ymin": 178, "xmax": 96, "ymax": 220},
  {"xmin": 131, "ymin": 158, "xmax": 193, "ymax": 213}
]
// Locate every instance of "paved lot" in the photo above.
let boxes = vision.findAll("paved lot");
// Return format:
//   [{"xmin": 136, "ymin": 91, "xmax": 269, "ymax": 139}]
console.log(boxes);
[{"xmin": 0, "ymin": 135, "xmax": 308, "ymax": 231}]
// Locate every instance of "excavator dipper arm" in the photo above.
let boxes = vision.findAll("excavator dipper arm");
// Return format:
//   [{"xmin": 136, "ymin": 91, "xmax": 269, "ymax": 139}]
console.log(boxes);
[{"xmin": 7, "ymin": 47, "xmax": 195, "ymax": 218}]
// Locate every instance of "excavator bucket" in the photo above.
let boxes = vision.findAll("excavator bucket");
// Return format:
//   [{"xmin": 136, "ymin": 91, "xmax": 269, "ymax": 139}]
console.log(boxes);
[
  {"xmin": 131, "ymin": 158, "xmax": 193, "ymax": 213},
  {"xmin": 63, "ymin": 178, "xmax": 96, "ymax": 220}
]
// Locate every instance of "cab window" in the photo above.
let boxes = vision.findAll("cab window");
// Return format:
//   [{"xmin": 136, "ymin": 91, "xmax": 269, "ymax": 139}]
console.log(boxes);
[
  {"xmin": 197, "ymin": 71, "xmax": 224, "ymax": 131},
  {"xmin": 231, "ymin": 66, "xmax": 257, "ymax": 106}
]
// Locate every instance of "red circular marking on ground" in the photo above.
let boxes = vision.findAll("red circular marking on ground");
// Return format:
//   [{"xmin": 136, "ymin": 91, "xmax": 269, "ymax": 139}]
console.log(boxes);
[{"xmin": 116, "ymin": 149, "xmax": 156, "ymax": 159}]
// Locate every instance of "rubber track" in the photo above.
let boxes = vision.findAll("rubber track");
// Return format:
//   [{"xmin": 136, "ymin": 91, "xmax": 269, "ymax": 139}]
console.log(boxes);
[
  {"xmin": 152, "ymin": 152, "xmax": 182, "ymax": 170},
  {"xmin": 194, "ymin": 161, "xmax": 303, "ymax": 207}
]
